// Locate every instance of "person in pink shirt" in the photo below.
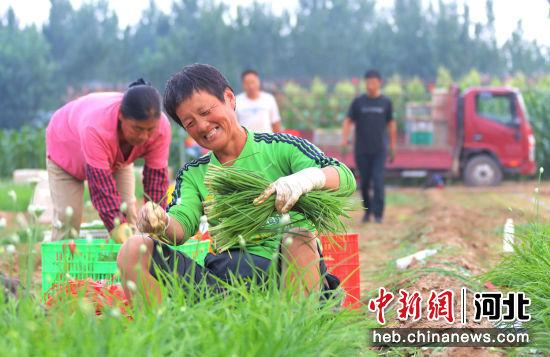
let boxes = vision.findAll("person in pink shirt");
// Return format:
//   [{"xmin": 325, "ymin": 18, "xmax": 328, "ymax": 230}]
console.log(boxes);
[{"xmin": 46, "ymin": 79, "xmax": 171, "ymax": 242}]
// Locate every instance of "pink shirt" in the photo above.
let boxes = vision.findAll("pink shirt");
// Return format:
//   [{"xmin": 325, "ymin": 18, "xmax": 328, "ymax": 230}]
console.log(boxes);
[{"xmin": 46, "ymin": 92, "xmax": 171, "ymax": 180}]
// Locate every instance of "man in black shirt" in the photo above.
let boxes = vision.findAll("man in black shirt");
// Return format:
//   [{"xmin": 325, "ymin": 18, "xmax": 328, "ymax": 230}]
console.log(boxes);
[{"xmin": 341, "ymin": 69, "xmax": 396, "ymax": 223}]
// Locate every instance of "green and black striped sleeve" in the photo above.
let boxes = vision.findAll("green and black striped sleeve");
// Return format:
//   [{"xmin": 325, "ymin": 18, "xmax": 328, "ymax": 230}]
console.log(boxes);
[{"xmin": 253, "ymin": 132, "xmax": 356, "ymax": 196}]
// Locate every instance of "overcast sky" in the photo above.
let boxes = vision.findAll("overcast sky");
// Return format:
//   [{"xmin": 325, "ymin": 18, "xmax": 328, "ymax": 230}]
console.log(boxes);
[{"xmin": 2, "ymin": 0, "xmax": 549, "ymax": 46}]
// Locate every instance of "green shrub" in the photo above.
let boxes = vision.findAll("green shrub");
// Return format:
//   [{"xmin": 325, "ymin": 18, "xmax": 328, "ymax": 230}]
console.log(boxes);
[{"xmin": 0, "ymin": 126, "xmax": 45, "ymax": 177}]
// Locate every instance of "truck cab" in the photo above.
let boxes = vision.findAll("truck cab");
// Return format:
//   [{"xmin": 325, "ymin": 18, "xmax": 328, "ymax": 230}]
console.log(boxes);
[{"xmin": 459, "ymin": 87, "xmax": 536, "ymax": 186}]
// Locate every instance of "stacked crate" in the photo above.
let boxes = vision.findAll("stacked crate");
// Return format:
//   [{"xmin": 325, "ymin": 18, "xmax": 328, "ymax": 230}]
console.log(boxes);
[
  {"xmin": 405, "ymin": 102, "xmax": 433, "ymax": 146},
  {"xmin": 431, "ymin": 88, "xmax": 450, "ymax": 147},
  {"xmin": 404, "ymin": 88, "xmax": 450, "ymax": 148}
]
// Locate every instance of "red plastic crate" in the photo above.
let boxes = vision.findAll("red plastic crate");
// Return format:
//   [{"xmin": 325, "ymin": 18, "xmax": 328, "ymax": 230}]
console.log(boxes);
[{"xmin": 320, "ymin": 233, "xmax": 361, "ymax": 308}]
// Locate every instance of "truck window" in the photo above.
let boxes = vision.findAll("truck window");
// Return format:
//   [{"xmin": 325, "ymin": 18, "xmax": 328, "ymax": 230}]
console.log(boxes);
[{"xmin": 475, "ymin": 92, "xmax": 515, "ymax": 125}]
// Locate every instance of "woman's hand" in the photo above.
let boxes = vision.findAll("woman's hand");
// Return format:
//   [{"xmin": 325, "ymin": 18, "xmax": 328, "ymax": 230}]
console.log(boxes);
[
  {"xmin": 137, "ymin": 201, "xmax": 169, "ymax": 236},
  {"xmin": 253, "ymin": 167, "xmax": 326, "ymax": 213}
]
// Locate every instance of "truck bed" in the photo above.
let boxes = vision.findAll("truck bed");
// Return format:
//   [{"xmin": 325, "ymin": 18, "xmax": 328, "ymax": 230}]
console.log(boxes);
[
  {"xmin": 319, "ymin": 145, "xmax": 454, "ymax": 173},
  {"xmin": 387, "ymin": 146, "xmax": 454, "ymax": 171}
]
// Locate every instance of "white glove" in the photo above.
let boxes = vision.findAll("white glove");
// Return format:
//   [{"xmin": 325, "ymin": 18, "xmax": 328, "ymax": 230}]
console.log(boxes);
[
  {"xmin": 137, "ymin": 201, "xmax": 169, "ymax": 236},
  {"xmin": 253, "ymin": 167, "xmax": 326, "ymax": 213}
]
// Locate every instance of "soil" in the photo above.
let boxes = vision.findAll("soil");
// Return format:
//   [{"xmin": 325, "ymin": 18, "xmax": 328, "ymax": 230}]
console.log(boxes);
[{"xmin": 351, "ymin": 181, "xmax": 550, "ymax": 355}]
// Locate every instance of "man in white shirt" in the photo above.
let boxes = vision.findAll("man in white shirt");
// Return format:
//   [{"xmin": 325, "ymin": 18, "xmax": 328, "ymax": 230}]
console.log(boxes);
[{"xmin": 236, "ymin": 69, "xmax": 282, "ymax": 133}]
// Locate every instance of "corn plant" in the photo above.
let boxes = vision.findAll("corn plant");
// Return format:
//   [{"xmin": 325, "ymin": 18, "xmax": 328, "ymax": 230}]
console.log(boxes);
[{"xmin": 523, "ymin": 89, "xmax": 550, "ymax": 175}]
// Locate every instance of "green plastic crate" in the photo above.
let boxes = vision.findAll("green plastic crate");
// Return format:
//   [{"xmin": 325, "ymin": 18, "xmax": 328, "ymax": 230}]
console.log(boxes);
[
  {"xmin": 410, "ymin": 131, "xmax": 433, "ymax": 145},
  {"xmin": 41, "ymin": 239, "xmax": 211, "ymax": 296}
]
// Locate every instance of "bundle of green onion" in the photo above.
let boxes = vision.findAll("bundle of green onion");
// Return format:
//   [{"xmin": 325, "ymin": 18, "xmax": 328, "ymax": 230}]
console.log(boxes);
[{"xmin": 204, "ymin": 165, "xmax": 354, "ymax": 252}]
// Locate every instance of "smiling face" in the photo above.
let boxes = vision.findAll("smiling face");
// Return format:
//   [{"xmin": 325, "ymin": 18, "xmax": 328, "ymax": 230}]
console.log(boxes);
[{"xmin": 176, "ymin": 89, "xmax": 240, "ymax": 152}]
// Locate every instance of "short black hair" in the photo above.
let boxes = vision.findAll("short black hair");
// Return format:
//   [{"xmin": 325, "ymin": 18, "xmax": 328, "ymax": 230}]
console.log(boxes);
[
  {"xmin": 364, "ymin": 69, "xmax": 382, "ymax": 80},
  {"xmin": 164, "ymin": 63, "xmax": 234, "ymax": 127},
  {"xmin": 241, "ymin": 69, "xmax": 259, "ymax": 80},
  {"xmin": 120, "ymin": 78, "xmax": 161, "ymax": 120}
]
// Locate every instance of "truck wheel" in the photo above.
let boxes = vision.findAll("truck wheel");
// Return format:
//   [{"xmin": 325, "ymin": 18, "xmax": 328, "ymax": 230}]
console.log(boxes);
[{"xmin": 463, "ymin": 155, "xmax": 503, "ymax": 186}]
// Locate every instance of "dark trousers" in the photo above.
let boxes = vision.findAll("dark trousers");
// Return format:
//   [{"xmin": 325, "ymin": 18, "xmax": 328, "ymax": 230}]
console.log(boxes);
[
  {"xmin": 355, "ymin": 150, "xmax": 386, "ymax": 218},
  {"xmin": 149, "ymin": 240, "xmax": 340, "ymax": 297}
]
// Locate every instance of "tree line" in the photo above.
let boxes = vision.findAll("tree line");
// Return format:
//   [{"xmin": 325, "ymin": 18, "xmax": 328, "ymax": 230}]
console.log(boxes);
[{"xmin": 1, "ymin": 0, "xmax": 548, "ymax": 128}]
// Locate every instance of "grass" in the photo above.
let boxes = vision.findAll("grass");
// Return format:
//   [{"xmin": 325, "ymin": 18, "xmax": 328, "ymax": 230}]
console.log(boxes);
[
  {"xmin": 0, "ymin": 282, "xmax": 374, "ymax": 356},
  {"xmin": 385, "ymin": 191, "xmax": 421, "ymax": 207},
  {"xmin": 0, "ymin": 181, "xmax": 35, "ymax": 212},
  {"xmin": 481, "ymin": 222, "xmax": 550, "ymax": 353},
  {"xmin": 0, "ymin": 211, "xmax": 375, "ymax": 356},
  {"xmin": 479, "ymin": 171, "xmax": 550, "ymax": 352}
]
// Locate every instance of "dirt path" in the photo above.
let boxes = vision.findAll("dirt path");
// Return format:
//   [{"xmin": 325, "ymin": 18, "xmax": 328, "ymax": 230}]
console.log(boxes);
[
  {"xmin": 352, "ymin": 181, "xmax": 550, "ymax": 355},
  {"xmin": 355, "ymin": 181, "xmax": 550, "ymax": 291}
]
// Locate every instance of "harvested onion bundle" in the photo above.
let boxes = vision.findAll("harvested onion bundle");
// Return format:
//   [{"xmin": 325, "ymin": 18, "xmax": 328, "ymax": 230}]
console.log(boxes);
[{"xmin": 204, "ymin": 165, "xmax": 353, "ymax": 252}]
